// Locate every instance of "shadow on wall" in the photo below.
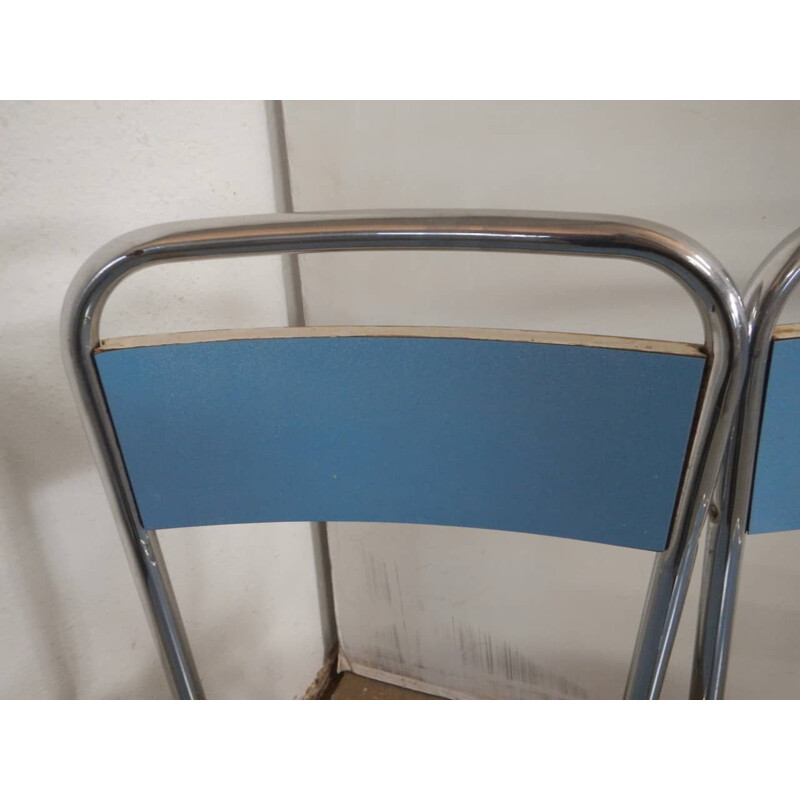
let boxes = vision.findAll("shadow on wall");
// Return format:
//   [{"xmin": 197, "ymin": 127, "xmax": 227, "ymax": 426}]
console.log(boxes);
[
  {"xmin": 0, "ymin": 318, "xmax": 91, "ymax": 698},
  {"xmin": 0, "ymin": 313, "xmax": 267, "ymax": 699},
  {"xmin": 1, "ymin": 310, "xmax": 185, "ymax": 699}
]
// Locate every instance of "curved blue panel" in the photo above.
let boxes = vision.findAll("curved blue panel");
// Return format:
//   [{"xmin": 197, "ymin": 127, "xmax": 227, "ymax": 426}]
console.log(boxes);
[
  {"xmin": 95, "ymin": 336, "xmax": 704, "ymax": 551},
  {"xmin": 750, "ymin": 337, "xmax": 800, "ymax": 534}
]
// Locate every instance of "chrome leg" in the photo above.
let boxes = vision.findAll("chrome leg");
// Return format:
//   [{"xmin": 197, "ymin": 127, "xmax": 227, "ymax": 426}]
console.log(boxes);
[
  {"xmin": 135, "ymin": 529, "xmax": 205, "ymax": 699},
  {"xmin": 691, "ymin": 444, "xmax": 746, "ymax": 699},
  {"xmin": 624, "ymin": 523, "xmax": 702, "ymax": 699}
]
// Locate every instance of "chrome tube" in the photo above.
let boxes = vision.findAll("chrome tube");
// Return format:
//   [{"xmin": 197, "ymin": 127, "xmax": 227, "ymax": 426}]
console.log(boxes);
[
  {"xmin": 61, "ymin": 211, "xmax": 746, "ymax": 699},
  {"xmin": 693, "ymin": 227, "xmax": 800, "ymax": 699}
]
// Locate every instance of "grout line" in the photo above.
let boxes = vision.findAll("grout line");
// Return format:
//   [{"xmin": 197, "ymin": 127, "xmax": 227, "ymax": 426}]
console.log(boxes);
[
  {"xmin": 265, "ymin": 100, "xmax": 306, "ymax": 327},
  {"xmin": 264, "ymin": 100, "xmax": 339, "ymax": 658}
]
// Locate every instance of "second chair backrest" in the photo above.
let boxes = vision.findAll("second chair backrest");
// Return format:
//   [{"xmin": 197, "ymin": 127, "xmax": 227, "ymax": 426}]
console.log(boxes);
[{"xmin": 694, "ymin": 226, "xmax": 800, "ymax": 699}]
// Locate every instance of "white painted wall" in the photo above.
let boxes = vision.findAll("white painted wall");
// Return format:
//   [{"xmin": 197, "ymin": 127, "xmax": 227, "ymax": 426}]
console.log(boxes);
[
  {"xmin": 283, "ymin": 100, "xmax": 800, "ymax": 698},
  {"xmin": 0, "ymin": 101, "xmax": 327, "ymax": 698}
]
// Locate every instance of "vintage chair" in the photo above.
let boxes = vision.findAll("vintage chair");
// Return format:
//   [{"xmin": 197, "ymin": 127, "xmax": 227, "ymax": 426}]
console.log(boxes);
[
  {"xmin": 693, "ymin": 226, "xmax": 800, "ymax": 699},
  {"xmin": 61, "ymin": 211, "xmax": 746, "ymax": 699}
]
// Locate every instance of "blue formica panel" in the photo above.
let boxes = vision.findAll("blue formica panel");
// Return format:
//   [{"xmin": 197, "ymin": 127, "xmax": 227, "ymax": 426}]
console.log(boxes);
[
  {"xmin": 94, "ymin": 335, "xmax": 705, "ymax": 551},
  {"xmin": 750, "ymin": 337, "xmax": 800, "ymax": 534}
]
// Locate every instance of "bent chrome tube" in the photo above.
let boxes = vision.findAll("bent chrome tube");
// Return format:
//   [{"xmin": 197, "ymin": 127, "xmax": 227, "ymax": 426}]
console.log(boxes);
[
  {"xmin": 61, "ymin": 211, "xmax": 747, "ymax": 699},
  {"xmin": 693, "ymin": 227, "xmax": 800, "ymax": 699}
]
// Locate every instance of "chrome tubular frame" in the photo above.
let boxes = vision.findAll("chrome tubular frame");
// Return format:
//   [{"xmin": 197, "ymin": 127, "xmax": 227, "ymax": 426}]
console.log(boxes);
[
  {"xmin": 693, "ymin": 227, "xmax": 800, "ymax": 699},
  {"xmin": 61, "ymin": 211, "xmax": 746, "ymax": 699}
]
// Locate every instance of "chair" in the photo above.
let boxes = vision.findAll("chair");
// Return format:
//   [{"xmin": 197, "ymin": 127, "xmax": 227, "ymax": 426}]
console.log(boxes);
[
  {"xmin": 61, "ymin": 211, "xmax": 746, "ymax": 699},
  {"xmin": 693, "ymin": 226, "xmax": 800, "ymax": 699}
]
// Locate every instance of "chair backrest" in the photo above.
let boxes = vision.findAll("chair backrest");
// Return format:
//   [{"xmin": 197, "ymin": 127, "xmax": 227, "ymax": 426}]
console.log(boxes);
[
  {"xmin": 62, "ymin": 211, "xmax": 746, "ymax": 699},
  {"xmin": 694, "ymin": 226, "xmax": 800, "ymax": 699},
  {"xmin": 95, "ymin": 326, "xmax": 705, "ymax": 551}
]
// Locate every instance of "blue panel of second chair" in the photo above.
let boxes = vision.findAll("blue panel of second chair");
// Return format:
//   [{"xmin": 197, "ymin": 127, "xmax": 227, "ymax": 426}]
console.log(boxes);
[
  {"xmin": 95, "ymin": 335, "xmax": 704, "ymax": 551},
  {"xmin": 750, "ymin": 336, "xmax": 800, "ymax": 534}
]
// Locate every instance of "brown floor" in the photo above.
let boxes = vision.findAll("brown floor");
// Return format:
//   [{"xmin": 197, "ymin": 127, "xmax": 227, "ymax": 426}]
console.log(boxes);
[{"xmin": 328, "ymin": 672, "xmax": 443, "ymax": 699}]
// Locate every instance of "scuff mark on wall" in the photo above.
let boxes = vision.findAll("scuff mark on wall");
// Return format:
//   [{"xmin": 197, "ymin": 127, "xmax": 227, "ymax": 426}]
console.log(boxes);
[
  {"xmin": 360, "ymin": 543, "xmax": 393, "ymax": 605},
  {"xmin": 449, "ymin": 617, "xmax": 587, "ymax": 698},
  {"xmin": 345, "ymin": 544, "xmax": 589, "ymax": 698}
]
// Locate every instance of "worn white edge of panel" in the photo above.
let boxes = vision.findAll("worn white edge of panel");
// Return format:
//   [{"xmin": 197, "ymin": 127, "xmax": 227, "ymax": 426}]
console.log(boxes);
[
  {"xmin": 771, "ymin": 323, "xmax": 800, "ymax": 341},
  {"xmin": 97, "ymin": 325, "xmax": 704, "ymax": 358}
]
